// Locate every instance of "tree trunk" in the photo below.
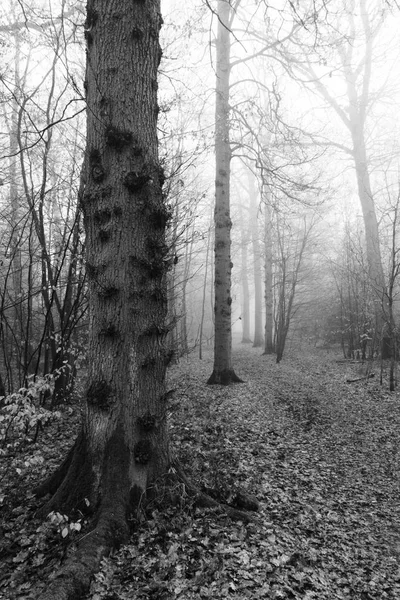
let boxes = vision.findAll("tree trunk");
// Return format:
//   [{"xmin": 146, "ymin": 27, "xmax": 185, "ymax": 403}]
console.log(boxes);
[
  {"xmin": 263, "ymin": 200, "xmax": 274, "ymax": 354},
  {"xmin": 291, "ymin": 1, "xmax": 387, "ymax": 352},
  {"xmin": 9, "ymin": 32, "xmax": 25, "ymax": 383},
  {"xmin": 179, "ymin": 224, "xmax": 194, "ymax": 356},
  {"xmin": 34, "ymin": 2, "xmax": 169, "ymax": 598},
  {"xmin": 208, "ymin": 0, "xmax": 242, "ymax": 385},
  {"xmin": 275, "ymin": 218, "xmax": 310, "ymax": 363},
  {"xmin": 239, "ymin": 207, "xmax": 252, "ymax": 344},
  {"xmin": 199, "ymin": 213, "xmax": 212, "ymax": 359},
  {"xmin": 249, "ymin": 174, "xmax": 263, "ymax": 347},
  {"xmin": 0, "ymin": 372, "xmax": 5, "ymax": 399},
  {"xmin": 166, "ymin": 201, "xmax": 179, "ymax": 363},
  {"xmin": 341, "ymin": 1, "xmax": 386, "ymax": 326},
  {"xmin": 350, "ymin": 117, "xmax": 386, "ymax": 336}
]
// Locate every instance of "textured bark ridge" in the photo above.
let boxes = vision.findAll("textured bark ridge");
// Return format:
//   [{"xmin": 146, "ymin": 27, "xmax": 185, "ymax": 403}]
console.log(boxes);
[
  {"xmin": 32, "ymin": 2, "xmax": 250, "ymax": 597},
  {"xmin": 34, "ymin": 1, "xmax": 169, "ymax": 598},
  {"xmin": 33, "ymin": 429, "xmax": 94, "ymax": 517}
]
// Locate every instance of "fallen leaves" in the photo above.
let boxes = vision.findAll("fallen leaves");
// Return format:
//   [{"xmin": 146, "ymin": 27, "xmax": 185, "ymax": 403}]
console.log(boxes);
[{"xmin": 1, "ymin": 346, "xmax": 400, "ymax": 599}]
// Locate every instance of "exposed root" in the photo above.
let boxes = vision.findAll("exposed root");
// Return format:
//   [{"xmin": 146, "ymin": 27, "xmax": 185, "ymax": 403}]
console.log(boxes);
[
  {"xmin": 32, "ymin": 455, "xmax": 258, "ymax": 600},
  {"xmin": 33, "ymin": 430, "xmax": 95, "ymax": 519},
  {"xmin": 32, "ymin": 432, "xmax": 81, "ymax": 500},
  {"xmin": 207, "ymin": 368, "xmax": 245, "ymax": 385},
  {"xmin": 171, "ymin": 460, "xmax": 259, "ymax": 523},
  {"xmin": 346, "ymin": 373, "xmax": 375, "ymax": 383},
  {"xmin": 36, "ymin": 508, "xmax": 129, "ymax": 600}
]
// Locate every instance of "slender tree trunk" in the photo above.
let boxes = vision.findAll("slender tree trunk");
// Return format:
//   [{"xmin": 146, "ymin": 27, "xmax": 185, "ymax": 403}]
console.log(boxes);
[
  {"xmin": 388, "ymin": 203, "xmax": 399, "ymax": 391},
  {"xmin": 275, "ymin": 218, "xmax": 310, "ymax": 363},
  {"xmin": 166, "ymin": 201, "xmax": 179, "ymax": 362},
  {"xmin": 388, "ymin": 292, "xmax": 396, "ymax": 391},
  {"xmin": 292, "ymin": 1, "xmax": 387, "ymax": 352},
  {"xmin": 350, "ymin": 122, "xmax": 386, "ymax": 317},
  {"xmin": 0, "ymin": 373, "xmax": 5, "ymax": 399},
  {"xmin": 337, "ymin": 3, "xmax": 387, "ymax": 347},
  {"xmin": 199, "ymin": 214, "xmax": 212, "ymax": 359},
  {"xmin": 34, "ymin": 2, "xmax": 169, "ymax": 598},
  {"xmin": 239, "ymin": 207, "xmax": 251, "ymax": 344},
  {"xmin": 166, "ymin": 269, "xmax": 177, "ymax": 362},
  {"xmin": 179, "ymin": 225, "xmax": 194, "ymax": 356},
  {"xmin": 263, "ymin": 201, "xmax": 274, "ymax": 354},
  {"xmin": 9, "ymin": 33, "xmax": 25, "ymax": 382},
  {"xmin": 249, "ymin": 174, "xmax": 263, "ymax": 347},
  {"xmin": 275, "ymin": 255, "xmax": 287, "ymax": 364},
  {"xmin": 208, "ymin": 0, "xmax": 242, "ymax": 385}
]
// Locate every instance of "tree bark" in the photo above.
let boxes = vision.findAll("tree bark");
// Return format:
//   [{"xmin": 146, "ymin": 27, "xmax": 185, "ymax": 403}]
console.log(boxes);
[
  {"xmin": 208, "ymin": 0, "xmax": 243, "ymax": 385},
  {"xmin": 199, "ymin": 212, "xmax": 213, "ymax": 359},
  {"xmin": 263, "ymin": 200, "xmax": 274, "ymax": 354},
  {"xmin": 239, "ymin": 207, "xmax": 252, "ymax": 344},
  {"xmin": 8, "ymin": 31, "xmax": 25, "ymax": 382},
  {"xmin": 34, "ymin": 1, "xmax": 169, "ymax": 598},
  {"xmin": 346, "ymin": 75, "xmax": 386, "ymax": 339},
  {"xmin": 249, "ymin": 174, "xmax": 263, "ymax": 347}
]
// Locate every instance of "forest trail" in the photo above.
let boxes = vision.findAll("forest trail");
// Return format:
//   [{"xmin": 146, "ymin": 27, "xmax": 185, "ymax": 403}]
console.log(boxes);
[
  {"xmin": 86, "ymin": 344, "xmax": 400, "ymax": 599},
  {"xmin": 2, "ymin": 344, "xmax": 400, "ymax": 599}
]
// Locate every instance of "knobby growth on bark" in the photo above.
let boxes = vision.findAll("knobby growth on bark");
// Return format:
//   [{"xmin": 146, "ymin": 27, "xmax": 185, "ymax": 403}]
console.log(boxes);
[
  {"xmin": 31, "ymin": 3, "xmax": 255, "ymax": 597},
  {"xmin": 33, "ymin": 1, "xmax": 170, "ymax": 597}
]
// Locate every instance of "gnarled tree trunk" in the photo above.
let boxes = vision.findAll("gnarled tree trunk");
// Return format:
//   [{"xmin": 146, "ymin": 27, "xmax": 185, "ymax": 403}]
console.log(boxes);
[{"xmin": 34, "ymin": 2, "xmax": 169, "ymax": 598}]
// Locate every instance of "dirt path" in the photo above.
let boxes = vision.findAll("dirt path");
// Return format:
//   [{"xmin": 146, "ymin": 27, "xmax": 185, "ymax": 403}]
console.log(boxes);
[{"xmin": 161, "ymin": 345, "xmax": 400, "ymax": 599}]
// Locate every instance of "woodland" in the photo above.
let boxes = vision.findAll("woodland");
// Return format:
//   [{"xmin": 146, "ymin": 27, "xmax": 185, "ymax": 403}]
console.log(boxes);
[{"xmin": 1, "ymin": 0, "xmax": 400, "ymax": 599}]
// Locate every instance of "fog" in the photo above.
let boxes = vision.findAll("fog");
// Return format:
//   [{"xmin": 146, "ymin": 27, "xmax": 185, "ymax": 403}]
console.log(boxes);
[{"xmin": 1, "ymin": 0, "xmax": 400, "ymax": 387}]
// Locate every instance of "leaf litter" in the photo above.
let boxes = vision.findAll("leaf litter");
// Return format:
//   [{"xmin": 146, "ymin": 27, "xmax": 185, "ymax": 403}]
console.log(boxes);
[{"xmin": 1, "ymin": 345, "xmax": 400, "ymax": 599}]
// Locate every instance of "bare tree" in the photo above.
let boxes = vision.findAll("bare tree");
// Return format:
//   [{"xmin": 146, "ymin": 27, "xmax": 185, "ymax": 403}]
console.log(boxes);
[
  {"xmin": 238, "ymin": 205, "xmax": 252, "ymax": 344},
  {"xmin": 208, "ymin": 0, "xmax": 243, "ymax": 384},
  {"xmin": 280, "ymin": 0, "xmax": 394, "ymax": 347},
  {"xmin": 34, "ymin": 2, "xmax": 170, "ymax": 598},
  {"xmin": 275, "ymin": 215, "xmax": 316, "ymax": 363},
  {"xmin": 263, "ymin": 195, "xmax": 274, "ymax": 354}
]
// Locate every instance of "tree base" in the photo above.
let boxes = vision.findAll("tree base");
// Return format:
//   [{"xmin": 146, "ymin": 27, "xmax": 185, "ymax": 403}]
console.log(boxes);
[
  {"xmin": 252, "ymin": 339, "xmax": 264, "ymax": 348},
  {"xmin": 241, "ymin": 338, "xmax": 252, "ymax": 344},
  {"xmin": 207, "ymin": 368, "xmax": 245, "ymax": 385},
  {"xmin": 33, "ymin": 429, "xmax": 95, "ymax": 518},
  {"xmin": 34, "ymin": 457, "xmax": 257, "ymax": 600}
]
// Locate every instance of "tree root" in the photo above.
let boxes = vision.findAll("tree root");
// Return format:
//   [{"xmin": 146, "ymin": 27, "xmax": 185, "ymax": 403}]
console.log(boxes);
[
  {"xmin": 171, "ymin": 460, "xmax": 260, "ymax": 523},
  {"xmin": 33, "ymin": 458, "xmax": 259, "ymax": 599},
  {"xmin": 32, "ymin": 433, "xmax": 80, "ymax": 500},
  {"xmin": 207, "ymin": 368, "xmax": 245, "ymax": 385},
  {"xmin": 32, "ymin": 429, "xmax": 95, "ymax": 519},
  {"xmin": 346, "ymin": 373, "xmax": 375, "ymax": 383},
  {"xmin": 36, "ymin": 508, "xmax": 129, "ymax": 600}
]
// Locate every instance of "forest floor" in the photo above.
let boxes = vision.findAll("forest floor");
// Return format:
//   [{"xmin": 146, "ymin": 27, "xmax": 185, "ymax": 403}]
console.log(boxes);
[{"xmin": 1, "ymin": 344, "xmax": 400, "ymax": 599}]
